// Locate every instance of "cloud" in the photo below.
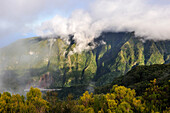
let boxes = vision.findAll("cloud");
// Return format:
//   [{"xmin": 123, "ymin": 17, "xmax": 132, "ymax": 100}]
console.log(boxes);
[
  {"xmin": 90, "ymin": 0, "xmax": 170, "ymax": 40},
  {"xmin": 36, "ymin": 0, "xmax": 170, "ymax": 53},
  {"xmin": 1, "ymin": 0, "xmax": 170, "ymax": 50},
  {"xmin": 0, "ymin": 0, "xmax": 92, "ymax": 42}
]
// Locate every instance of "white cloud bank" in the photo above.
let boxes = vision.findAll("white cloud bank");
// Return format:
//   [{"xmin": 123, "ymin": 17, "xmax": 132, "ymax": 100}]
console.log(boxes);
[
  {"xmin": 0, "ymin": 0, "xmax": 92, "ymax": 41},
  {"xmin": 36, "ymin": 0, "xmax": 170, "ymax": 52},
  {"xmin": 1, "ymin": 0, "xmax": 170, "ymax": 50}
]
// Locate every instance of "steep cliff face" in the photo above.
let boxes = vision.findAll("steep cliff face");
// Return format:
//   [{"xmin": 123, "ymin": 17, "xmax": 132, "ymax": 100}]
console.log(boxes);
[
  {"xmin": 0, "ymin": 32, "xmax": 170, "ymax": 91},
  {"xmin": 91, "ymin": 32, "xmax": 170, "ymax": 86}
]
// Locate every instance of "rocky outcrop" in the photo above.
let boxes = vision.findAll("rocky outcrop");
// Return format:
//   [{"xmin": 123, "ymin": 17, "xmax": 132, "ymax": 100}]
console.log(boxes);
[{"xmin": 39, "ymin": 72, "xmax": 52, "ymax": 88}]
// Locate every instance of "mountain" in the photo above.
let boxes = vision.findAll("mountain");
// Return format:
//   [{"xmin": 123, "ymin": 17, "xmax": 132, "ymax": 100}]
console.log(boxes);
[{"xmin": 0, "ymin": 32, "xmax": 170, "ymax": 93}]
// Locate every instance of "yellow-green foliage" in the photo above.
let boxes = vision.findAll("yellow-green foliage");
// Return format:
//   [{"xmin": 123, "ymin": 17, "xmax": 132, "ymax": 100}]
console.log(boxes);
[
  {"xmin": 0, "ymin": 79, "xmax": 169, "ymax": 113},
  {"xmin": 80, "ymin": 91, "xmax": 94, "ymax": 107},
  {"xmin": 0, "ymin": 87, "xmax": 49, "ymax": 113},
  {"xmin": 26, "ymin": 87, "xmax": 49, "ymax": 112},
  {"xmin": 47, "ymin": 79, "xmax": 169, "ymax": 113}
]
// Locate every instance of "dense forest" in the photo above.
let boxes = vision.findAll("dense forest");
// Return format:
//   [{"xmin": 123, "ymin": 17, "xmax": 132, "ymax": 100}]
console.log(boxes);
[
  {"xmin": 0, "ymin": 79, "xmax": 169, "ymax": 113},
  {"xmin": 0, "ymin": 64, "xmax": 169, "ymax": 113}
]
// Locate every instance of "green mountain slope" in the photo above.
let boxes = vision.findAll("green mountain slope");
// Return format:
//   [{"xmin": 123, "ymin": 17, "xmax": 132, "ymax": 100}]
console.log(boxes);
[{"xmin": 0, "ymin": 32, "xmax": 170, "ymax": 92}]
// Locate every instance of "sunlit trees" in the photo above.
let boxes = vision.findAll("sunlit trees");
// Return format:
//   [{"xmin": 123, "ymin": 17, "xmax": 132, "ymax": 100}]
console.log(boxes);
[
  {"xmin": 106, "ymin": 85, "xmax": 144, "ymax": 113},
  {"xmin": 0, "ymin": 92, "xmax": 12, "ymax": 113},
  {"xmin": 26, "ymin": 87, "xmax": 49, "ymax": 113},
  {"xmin": 49, "ymin": 81, "xmax": 168, "ymax": 113},
  {"xmin": 80, "ymin": 91, "xmax": 94, "ymax": 107},
  {"xmin": 0, "ymin": 79, "xmax": 169, "ymax": 113},
  {"xmin": 0, "ymin": 92, "xmax": 27, "ymax": 113},
  {"xmin": 0, "ymin": 87, "xmax": 49, "ymax": 113}
]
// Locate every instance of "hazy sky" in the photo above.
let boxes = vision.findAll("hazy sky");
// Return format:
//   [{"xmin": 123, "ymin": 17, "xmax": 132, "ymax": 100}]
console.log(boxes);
[
  {"xmin": 0, "ymin": 0, "xmax": 92, "ymax": 47},
  {"xmin": 0, "ymin": 0, "xmax": 170, "ymax": 48}
]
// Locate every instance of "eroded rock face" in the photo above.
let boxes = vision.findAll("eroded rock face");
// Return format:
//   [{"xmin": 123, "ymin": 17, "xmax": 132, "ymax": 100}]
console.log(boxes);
[
  {"xmin": 39, "ymin": 72, "xmax": 52, "ymax": 88},
  {"xmin": 0, "ymin": 32, "xmax": 170, "ymax": 91}
]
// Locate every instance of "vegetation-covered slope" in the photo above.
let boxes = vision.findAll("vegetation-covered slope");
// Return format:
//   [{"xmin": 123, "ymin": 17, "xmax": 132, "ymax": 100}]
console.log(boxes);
[
  {"xmin": 95, "ymin": 63, "xmax": 170, "ymax": 96},
  {"xmin": 0, "ymin": 32, "xmax": 170, "ymax": 92}
]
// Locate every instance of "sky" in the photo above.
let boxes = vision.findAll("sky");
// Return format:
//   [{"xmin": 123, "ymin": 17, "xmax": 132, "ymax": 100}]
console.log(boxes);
[
  {"xmin": 0, "ymin": 0, "xmax": 92, "ymax": 47},
  {"xmin": 0, "ymin": 0, "xmax": 170, "ymax": 48}
]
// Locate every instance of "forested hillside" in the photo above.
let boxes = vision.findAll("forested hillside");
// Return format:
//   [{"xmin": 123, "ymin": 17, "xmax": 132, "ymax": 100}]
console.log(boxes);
[
  {"xmin": 0, "ymin": 32, "xmax": 170, "ymax": 93},
  {"xmin": 95, "ymin": 63, "xmax": 170, "ymax": 95}
]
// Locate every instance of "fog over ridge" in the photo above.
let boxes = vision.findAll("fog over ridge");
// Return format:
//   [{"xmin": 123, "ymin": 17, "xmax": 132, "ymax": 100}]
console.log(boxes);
[{"xmin": 36, "ymin": 0, "xmax": 170, "ymax": 53}]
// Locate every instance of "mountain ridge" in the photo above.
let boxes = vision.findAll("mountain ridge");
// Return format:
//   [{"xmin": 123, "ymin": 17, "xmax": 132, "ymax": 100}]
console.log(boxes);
[{"xmin": 0, "ymin": 32, "xmax": 170, "ymax": 93}]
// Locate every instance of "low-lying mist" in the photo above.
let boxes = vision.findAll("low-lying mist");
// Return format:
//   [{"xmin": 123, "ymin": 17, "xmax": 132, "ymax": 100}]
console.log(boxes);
[{"xmin": 0, "ymin": 37, "xmax": 60, "ymax": 94}]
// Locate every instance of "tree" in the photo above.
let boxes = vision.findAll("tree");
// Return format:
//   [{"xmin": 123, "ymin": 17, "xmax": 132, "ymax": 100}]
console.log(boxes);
[
  {"xmin": 26, "ymin": 87, "xmax": 49, "ymax": 113},
  {"xmin": 80, "ymin": 91, "xmax": 94, "ymax": 108},
  {"xmin": 142, "ymin": 79, "xmax": 169, "ymax": 112}
]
